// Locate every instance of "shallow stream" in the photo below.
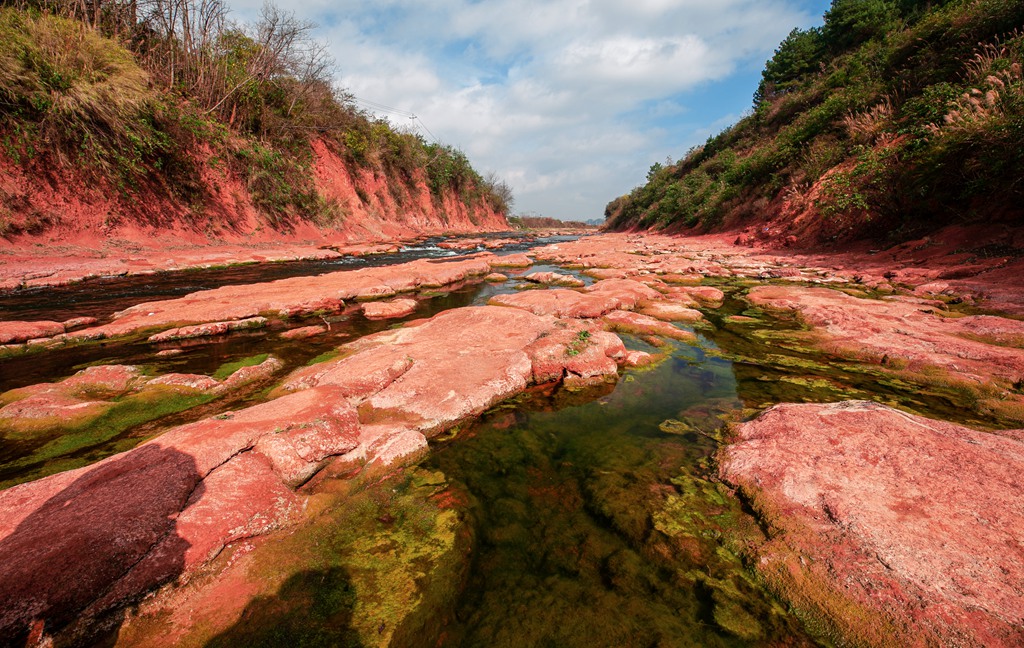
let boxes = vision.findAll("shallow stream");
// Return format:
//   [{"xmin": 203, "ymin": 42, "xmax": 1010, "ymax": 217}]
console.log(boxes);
[{"xmin": 1, "ymin": 245, "xmax": 1007, "ymax": 646}]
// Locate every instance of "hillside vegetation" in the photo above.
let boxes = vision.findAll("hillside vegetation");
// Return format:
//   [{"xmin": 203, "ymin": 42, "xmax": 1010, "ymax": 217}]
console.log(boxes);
[
  {"xmin": 0, "ymin": 1, "xmax": 511, "ymax": 238},
  {"xmin": 606, "ymin": 0, "xmax": 1024, "ymax": 245}
]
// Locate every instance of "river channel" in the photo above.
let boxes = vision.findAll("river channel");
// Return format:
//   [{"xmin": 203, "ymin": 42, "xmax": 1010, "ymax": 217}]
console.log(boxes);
[{"xmin": 0, "ymin": 235, "xmax": 995, "ymax": 646}]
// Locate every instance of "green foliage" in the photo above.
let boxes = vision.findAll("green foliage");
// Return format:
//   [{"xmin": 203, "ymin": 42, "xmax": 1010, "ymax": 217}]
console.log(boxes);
[
  {"xmin": 607, "ymin": 0, "xmax": 1024, "ymax": 241},
  {"xmin": 0, "ymin": 4, "xmax": 512, "ymax": 235}
]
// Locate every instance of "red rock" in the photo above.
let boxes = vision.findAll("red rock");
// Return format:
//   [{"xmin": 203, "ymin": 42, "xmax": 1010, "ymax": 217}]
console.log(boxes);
[
  {"xmin": 216, "ymin": 356, "xmax": 283, "ymax": 392},
  {"xmin": 0, "ymin": 321, "xmax": 64, "ymax": 345},
  {"xmin": 747, "ymin": 284, "xmax": 1024, "ymax": 383},
  {"xmin": 148, "ymin": 317, "xmax": 268, "ymax": 343},
  {"xmin": 639, "ymin": 301, "xmax": 704, "ymax": 322},
  {"xmin": 603, "ymin": 310, "xmax": 697, "ymax": 342},
  {"xmin": 349, "ymin": 424, "xmax": 429, "ymax": 469},
  {"xmin": 525, "ymin": 323, "xmax": 624, "ymax": 384},
  {"xmin": 583, "ymin": 268, "xmax": 630, "ymax": 280},
  {"xmin": 488, "ymin": 253, "xmax": 532, "ymax": 268},
  {"xmin": 279, "ymin": 325, "xmax": 328, "ymax": 340},
  {"xmin": 61, "ymin": 365, "xmax": 144, "ymax": 394},
  {"xmin": 485, "ymin": 272, "xmax": 508, "ymax": 282},
  {"xmin": 721, "ymin": 401, "xmax": 1024, "ymax": 647},
  {"xmin": 362, "ymin": 298, "xmax": 418, "ymax": 320},
  {"xmin": 623, "ymin": 350, "xmax": 657, "ymax": 367},
  {"xmin": 585, "ymin": 278, "xmax": 663, "ymax": 308},
  {"xmin": 61, "ymin": 317, "xmax": 98, "ymax": 330},
  {"xmin": 281, "ymin": 354, "xmax": 415, "ymax": 400},
  {"xmin": 677, "ymin": 286, "xmax": 725, "ymax": 306},
  {"xmin": 148, "ymin": 374, "xmax": 221, "ymax": 392},
  {"xmin": 524, "ymin": 271, "xmax": 585, "ymax": 287},
  {"xmin": 489, "ymin": 289, "xmax": 622, "ymax": 318},
  {"xmin": 71, "ymin": 257, "xmax": 492, "ymax": 341}
]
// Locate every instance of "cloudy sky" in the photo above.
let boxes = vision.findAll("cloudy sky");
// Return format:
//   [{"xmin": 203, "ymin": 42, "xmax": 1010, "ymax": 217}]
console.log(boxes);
[{"xmin": 230, "ymin": 0, "xmax": 830, "ymax": 221}]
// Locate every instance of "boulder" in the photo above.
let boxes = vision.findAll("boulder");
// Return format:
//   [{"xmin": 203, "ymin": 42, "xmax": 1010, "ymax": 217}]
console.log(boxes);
[{"xmin": 721, "ymin": 401, "xmax": 1024, "ymax": 647}]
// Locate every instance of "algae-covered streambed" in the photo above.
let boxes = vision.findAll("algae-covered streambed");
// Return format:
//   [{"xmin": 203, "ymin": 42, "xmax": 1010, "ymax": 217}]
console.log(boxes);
[{"xmin": 4, "ymin": 252, "xmax": 1019, "ymax": 646}]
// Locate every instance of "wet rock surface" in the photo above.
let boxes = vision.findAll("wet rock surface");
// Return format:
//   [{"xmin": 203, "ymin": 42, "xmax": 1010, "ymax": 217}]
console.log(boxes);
[
  {"xmin": 3, "ymin": 229, "xmax": 1024, "ymax": 646},
  {"xmin": 721, "ymin": 401, "xmax": 1024, "ymax": 647}
]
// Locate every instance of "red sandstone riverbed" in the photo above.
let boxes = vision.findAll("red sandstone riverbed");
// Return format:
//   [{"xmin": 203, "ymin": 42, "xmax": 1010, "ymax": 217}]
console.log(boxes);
[{"xmin": 1, "ymin": 228, "xmax": 1023, "ymax": 646}]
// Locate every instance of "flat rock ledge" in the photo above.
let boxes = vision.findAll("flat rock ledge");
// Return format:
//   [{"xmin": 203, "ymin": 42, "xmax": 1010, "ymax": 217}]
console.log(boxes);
[
  {"xmin": 0, "ymin": 305, "xmax": 629, "ymax": 646},
  {"xmin": 720, "ymin": 401, "xmax": 1024, "ymax": 647}
]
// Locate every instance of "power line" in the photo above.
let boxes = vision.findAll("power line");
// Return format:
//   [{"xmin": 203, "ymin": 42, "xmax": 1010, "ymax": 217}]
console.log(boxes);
[{"xmin": 350, "ymin": 94, "xmax": 440, "ymax": 144}]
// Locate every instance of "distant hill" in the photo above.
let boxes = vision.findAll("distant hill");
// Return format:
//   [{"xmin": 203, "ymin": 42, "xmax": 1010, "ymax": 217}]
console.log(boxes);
[
  {"xmin": 0, "ymin": 4, "xmax": 510, "ymax": 244},
  {"xmin": 606, "ymin": 0, "xmax": 1024, "ymax": 246},
  {"xmin": 509, "ymin": 215, "xmax": 597, "ymax": 229}
]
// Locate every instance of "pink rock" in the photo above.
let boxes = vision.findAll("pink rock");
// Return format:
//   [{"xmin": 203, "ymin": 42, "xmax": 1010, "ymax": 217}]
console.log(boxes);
[
  {"xmin": 216, "ymin": 356, "xmax": 284, "ymax": 392},
  {"xmin": 61, "ymin": 317, "xmax": 98, "ymax": 330},
  {"xmin": 61, "ymin": 365, "xmax": 144, "ymax": 394},
  {"xmin": 279, "ymin": 325, "xmax": 328, "ymax": 340},
  {"xmin": 362, "ymin": 298, "xmax": 418, "ymax": 320},
  {"xmin": 0, "ymin": 321, "xmax": 64, "ymax": 345},
  {"xmin": 485, "ymin": 273, "xmax": 508, "ymax": 282},
  {"xmin": 721, "ymin": 401, "xmax": 1024, "ymax": 647},
  {"xmin": 525, "ymin": 324, "xmax": 624, "ymax": 384},
  {"xmin": 585, "ymin": 279, "xmax": 663, "ymax": 308},
  {"xmin": 639, "ymin": 302, "xmax": 704, "ymax": 322},
  {"xmin": 281, "ymin": 355, "xmax": 414, "ymax": 400},
  {"xmin": 624, "ymin": 350, "xmax": 656, "ymax": 367},
  {"xmin": 147, "ymin": 317, "xmax": 267, "ymax": 343},
  {"xmin": 747, "ymin": 285, "xmax": 1024, "ymax": 382},
  {"xmin": 524, "ymin": 271, "xmax": 585, "ymax": 287},
  {"xmin": 489, "ymin": 289, "xmax": 623, "ymax": 318},
  {"xmin": 584, "ymin": 268, "xmax": 630, "ymax": 280},
  {"xmin": 488, "ymin": 253, "xmax": 533, "ymax": 268},
  {"xmin": 603, "ymin": 310, "xmax": 697, "ymax": 342},
  {"xmin": 148, "ymin": 374, "xmax": 221, "ymax": 392}
]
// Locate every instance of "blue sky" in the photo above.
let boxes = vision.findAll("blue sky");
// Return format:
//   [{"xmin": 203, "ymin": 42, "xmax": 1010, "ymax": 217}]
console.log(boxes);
[{"xmin": 229, "ymin": 0, "xmax": 831, "ymax": 221}]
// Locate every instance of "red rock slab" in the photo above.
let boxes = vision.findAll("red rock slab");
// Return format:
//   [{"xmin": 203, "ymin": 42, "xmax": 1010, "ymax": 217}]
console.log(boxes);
[
  {"xmin": 721, "ymin": 401, "xmax": 1024, "ymax": 647},
  {"xmin": 362, "ymin": 298, "xmax": 418, "ymax": 320},
  {"xmin": 280, "ymin": 354, "xmax": 414, "ymax": 401},
  {"xmin": 59, "ymin": 365, "xmax": 145, "ymax": 394},
  {"xmin": 639, "ymin": 301, "xmax": 705, "ymax": 323},
  {"xmin": 68, "ymin": 257, "xmax": 492, "ymax": 341},
  {"xmin": 623, "ymin": 350, "xmax": 657, "ymax": 367},
  {"xmin": 484, "ymin": 272, "xmax": 508, "ymax": 282},
  {"xmin": 488, "ymin": 253, "xmax": 533, "ymax": 268},
  {"xmin": 583, "ymin": 268, "xmax": 630, "ymax": 280},
  {"xmin": 489, "ymin": 289, "xmax": 623, "ymax": 319},
  {"xmin": 676, "ymin": 285, "xmax": 725, "ymax": 306},
  {"xmin": 585, "ymin": 278, "xmax": 663, "ymax": 309},
  {"xmin": 279, "ymin": 325, "xmax": 328, "ymax": 340},
  {"xmin": 148, "ymin": 374, "xmax": 221, "ymax": 392},
  {"xmin": 0, "ymin": 443, "xmax": 202, "ymax": 644},
  {"xmin": 603, "ymin": 310, "xmax": 698, "ymax": 342},
  {"xmin": 61, "ymin": 317, "xmax": 98, "ymax": 330},
  {"xmin": 0, "ymin": 321, "xmax": 64, "ymax": 345},
  {"xmin": 747, "ymin": 284, "xmax": 1024, "ymax": 382},
  {"xmin": 525, "ymin": 322, "xmax": 625, "ymax": 384},
  {"xmin": 524, "ymin": 271, "xmax": 585, "ymax": 287},
  {"xmin": 147, "ymin": 317, "xmax": 268, "ymax": 342},
  {"xmin": 359, "ymin": 307, "xmax": 551, "ymax": 434}
]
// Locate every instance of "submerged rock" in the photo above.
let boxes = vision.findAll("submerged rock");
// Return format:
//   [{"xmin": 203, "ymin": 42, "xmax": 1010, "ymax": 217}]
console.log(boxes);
[{"xmin": 720, "ymin": 401, "xmax": 1024, "ymax": 647}]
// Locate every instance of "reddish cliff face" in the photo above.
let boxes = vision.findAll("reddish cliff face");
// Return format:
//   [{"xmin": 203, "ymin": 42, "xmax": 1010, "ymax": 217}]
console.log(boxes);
[{"xmin": 0, "ymin": 139, "xmax": 507, "ymax": 251}]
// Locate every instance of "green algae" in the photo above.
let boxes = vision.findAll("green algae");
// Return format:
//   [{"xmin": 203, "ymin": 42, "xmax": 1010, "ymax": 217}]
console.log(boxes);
[
  {"xmin": 197, "ymin": 467, "xmax": 471, "ymax": 648},
  {"xmin": 421, "ymin": 337, "xmax": 816, "ymax": 647},
  {"xmin": 212, "ymin": 353, "xmax": 270, "ymax": 380},
  {"xmin": 0, "ymin": 386, "xmax": 216, "ymax": 489}
]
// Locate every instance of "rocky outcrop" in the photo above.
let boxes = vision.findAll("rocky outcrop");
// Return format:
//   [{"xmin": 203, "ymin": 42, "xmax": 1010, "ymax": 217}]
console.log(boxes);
[
  {"xmin": 720, "ymin": 401, "xmax": 1024, "ymax": 647},
  {"xmin": 0, "ymin": 304, "xmax": 636, "ymax": 645}
]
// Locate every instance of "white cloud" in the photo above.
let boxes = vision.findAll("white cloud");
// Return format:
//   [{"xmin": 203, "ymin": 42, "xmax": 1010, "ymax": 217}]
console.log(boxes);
[{"xmin": 224, "ymin": 0, "xmax": 827, "ymax": 220}]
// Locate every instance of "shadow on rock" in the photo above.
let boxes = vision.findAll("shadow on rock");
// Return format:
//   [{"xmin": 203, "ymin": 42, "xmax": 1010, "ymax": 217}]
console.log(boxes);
[
  {"xmin": 205, "ymin": 567, "xmax": 364, "ymax": 648},
  {"xmin": 0, "ymin": 444, "xmax": 203, "ymax": 645}
]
